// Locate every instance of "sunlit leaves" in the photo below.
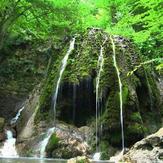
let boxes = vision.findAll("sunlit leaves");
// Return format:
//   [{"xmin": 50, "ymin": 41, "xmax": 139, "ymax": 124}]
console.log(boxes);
[{"xmin": 0, "ymin": 0, "xmax": 162, "ymax": 60}]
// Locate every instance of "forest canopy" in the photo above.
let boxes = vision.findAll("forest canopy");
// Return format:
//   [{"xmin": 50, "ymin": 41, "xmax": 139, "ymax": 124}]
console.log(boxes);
[{"xmin": 0, "ymin": 0, "xmax": 162, "ymax": 68}]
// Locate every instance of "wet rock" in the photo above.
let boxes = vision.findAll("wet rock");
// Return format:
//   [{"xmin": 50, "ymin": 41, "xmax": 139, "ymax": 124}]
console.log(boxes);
[
  {"xmin": 46, "ymin": 122, "xmax": 91, "ymax": 159},
  {"xmin": 0, "ymin": 132, "xmax": 5, "ymax": 142},
  {"xmin": 68, "ymin": 156, "xmax": 91, "ymax": 163},
  {"xmin": 123, "ymin": 128, "xmax": 163, "ymax": 163},
  {"xmin": 0, "ymin": 93, "xmax": 25, "ymax": 122},
  {"xmin": 17, "ymin": 84, "xmax": 41, "ymax": 140},
  {"xmin": 0, "ymin": 117, "xmax": 5, "ymax": 132}
]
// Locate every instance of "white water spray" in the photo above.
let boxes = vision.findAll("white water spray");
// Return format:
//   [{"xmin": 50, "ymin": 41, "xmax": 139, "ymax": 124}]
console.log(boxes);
[
  {"xmin": 10, "ymin": 106, "xmax": 25, "ymax": 125},
  {"xmin": 0, "ymin": 130, "xmax": 18, "ymax": 158},
  {"xmin": 93, "ymin": 152, "xmax": 101, "ymax": 161},
  {"xmin": 53, "ymin": 38, "xmax": 75, "ymax": 118},
  {"xmin": 110, "ymin": 36, "xmax": 124, "ymax": 151},
  {"xmin": 40, "ymin": 127, "xmax": 55, "ymax": 158}
]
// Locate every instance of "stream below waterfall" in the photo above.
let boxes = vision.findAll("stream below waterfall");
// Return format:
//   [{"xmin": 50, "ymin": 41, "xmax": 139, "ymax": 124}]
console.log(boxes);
[
  {"xmin": 0, "ymin": 157, "xmax": 67, "ymax": 163},
  {"xmin": 0, "ymin": 157, "xmax": 113, "ymax": 163}
]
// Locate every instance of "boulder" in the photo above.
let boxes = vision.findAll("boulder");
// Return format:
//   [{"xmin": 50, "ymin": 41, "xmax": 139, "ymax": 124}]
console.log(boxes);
[
  {"xmin": 123, "ymin": 128, "xmax": 163, "ymax": 163},
  {"xmin": 46, "ymin": 123, "xmax": 91, "ymax": 159}
]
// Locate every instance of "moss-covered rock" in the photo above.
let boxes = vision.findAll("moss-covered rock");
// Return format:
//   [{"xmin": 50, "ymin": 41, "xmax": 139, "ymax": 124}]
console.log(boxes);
[
  {"xmin": 46, "ymin": 133, "xmax": 59, "ymax": 156},
  {"xmin": 36, "ymin": 29, "xmax": 162, "ymax": 159}
]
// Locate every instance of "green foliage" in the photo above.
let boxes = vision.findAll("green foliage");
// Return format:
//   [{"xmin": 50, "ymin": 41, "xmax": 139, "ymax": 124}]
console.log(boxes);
[
  {"xmin": 0, "ymin": 0, "xmax": 80, "ymax": 47},
  {"xmin": 156, "ymin": 63, "xmax": 163, "ymax": 74},
  {"xmin": 0, "ymin": 0, "xmax": 162, "ymax": 63}
]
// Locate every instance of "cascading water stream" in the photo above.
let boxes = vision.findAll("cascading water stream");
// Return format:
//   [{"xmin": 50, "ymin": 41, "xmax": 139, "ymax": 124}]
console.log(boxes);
[
  {"xmin": 94, "ymin": 37, "xmax": 107, "ymax": 160},
  {"xmin": 10, "ymin": 106, "xmax": 25, "ymax": 125},
  {"xmin": 40, "ymin": 127, "xmax": 55, "ymax": 158},
  {"xmin": 95, "ymin": 46, "xmax": 104, "ymax": 155},
  {"xmin": 110, "ymin": 36, "xmax": 125, "ymax": 152},
  {"xmin": 53, "ymin": 38, "xmax": 75, "ymax": 119},
  {"xmin": 0, "ymin": 106, "xmax": 25, "ymax": 157},
  {"xmin": 0, "ymin": 130, "xmax": 18, "ymax": 158}
]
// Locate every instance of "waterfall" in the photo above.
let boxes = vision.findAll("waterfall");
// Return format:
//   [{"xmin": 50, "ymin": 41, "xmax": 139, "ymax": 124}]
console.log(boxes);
[
  {"xmin": 0, "ymin": 106, "xmax": 25, "ymax": 157},
  {"xmin": 0, "ymin": 130, "xmax": 18, "ymax": 158},
  {"xmin": 94, "ymin": 37, "xmax": 108, "ymax": 160},
  {"xmin": 72, "ymin": 84, "xmax": 77, "ymax": 123},
  {"xmin": 53, "ymin": 38, "xmax": 75, "ymax": 119},
  {"xmin": 95, "ymin": 45, "xmax": 104, "ymax": 156},
  {"xmin": 10, "ymin": 106, "xmax": 25, "ymax": 125},
  {"xmin": 110, "ymin": 36, "xmax": 125, "ymax": 151},
  {"xmin": 40, "ymin": 127, "xmax": 55, "ymax": 158}
]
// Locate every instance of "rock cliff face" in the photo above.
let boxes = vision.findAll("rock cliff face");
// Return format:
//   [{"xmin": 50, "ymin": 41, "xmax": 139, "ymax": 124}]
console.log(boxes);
[
  {"xmin": 37, "ymin": 29, "xmax": 162, "ymax": 158},
  {"xmin": 123, "ymin": 128, "xmax": 163, "ymax": 163},
  {"xmin": 0, "ymin": 29, "xmax": 162, "ymax": 159},
  {"xmin": 0, "ymin": 40, "xmax": 49, "ymax": 123}
]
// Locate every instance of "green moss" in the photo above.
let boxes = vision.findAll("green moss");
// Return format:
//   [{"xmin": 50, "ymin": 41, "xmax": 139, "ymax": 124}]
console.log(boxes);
[
  {"xmin": 99, "ymin": 140, "xmax": 117, "ymax": 160},
  {"xmin": 127, "ymin": 123, "xmax": 146, "ymax": 134},
  {"xmin": 46, "ymin": 133, "xmax": 60, "ymax": 153},
  {"xmin": 33, "ymin": 30, "xmax": 162, "ymax": 153},
  {"xmin": 25, "ymin": 148, "xmax": 33, "ymax": 157},
  {"xmin": 122, "ymin": 86, "xmax": 129, "ymax": 106},
  {"xmin": 110, "ymin": 132, "xmax": 122, "ymax": 145},
  {"xmin": 130, "ymin": 112, "xmax": 142, "ymax": 123}
]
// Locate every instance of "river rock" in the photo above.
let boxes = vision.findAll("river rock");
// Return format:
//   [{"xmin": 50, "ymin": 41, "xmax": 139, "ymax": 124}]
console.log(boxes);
[{"xmin": 122, "ymin": 128, "xmax": 163, "ymax": 163}]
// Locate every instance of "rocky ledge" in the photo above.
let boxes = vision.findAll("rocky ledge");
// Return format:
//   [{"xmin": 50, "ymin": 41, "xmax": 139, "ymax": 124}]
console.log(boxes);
[{"xmin": 123, "ymin": 128, "xmax": 163, "ymax": 163}]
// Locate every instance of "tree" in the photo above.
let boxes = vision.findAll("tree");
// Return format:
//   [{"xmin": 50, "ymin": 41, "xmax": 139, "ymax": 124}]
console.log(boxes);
[
  {"xmin": 0, "ymin": 0, "xmax": 80, "ymax": 50},
  {"xmin": 0, "ymin": 0, "xmax": 32, "ymax": 49}
]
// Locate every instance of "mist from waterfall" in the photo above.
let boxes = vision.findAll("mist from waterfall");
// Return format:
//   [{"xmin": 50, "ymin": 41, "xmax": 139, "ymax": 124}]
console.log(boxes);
[
  {"xmin": 110, "ymin": 36, "xmax": 125, "ymax": 151},
  {"xmin": 0, "ymin": 130, "xmax": 18, "ymax": 158},
  {"xmin": 53, "ymin": 38, "xmax": 75, "ymax": 120}
]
